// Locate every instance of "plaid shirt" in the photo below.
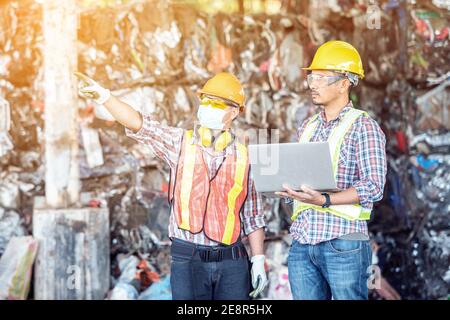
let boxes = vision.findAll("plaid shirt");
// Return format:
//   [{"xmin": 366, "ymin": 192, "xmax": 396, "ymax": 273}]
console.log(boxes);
[
  {"xmin": 290, "ymin": 102, "xmax": 387, "ymax": 245},
  {"xmin": 125, "ymin": 114, "xmax": 265, "ymax": 246}
]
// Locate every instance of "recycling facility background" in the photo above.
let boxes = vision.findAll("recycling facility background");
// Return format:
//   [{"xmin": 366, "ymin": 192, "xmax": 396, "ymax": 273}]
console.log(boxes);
[{"xmin": 0, "ymin": 0, "xmax": 449, "ymax": 300}]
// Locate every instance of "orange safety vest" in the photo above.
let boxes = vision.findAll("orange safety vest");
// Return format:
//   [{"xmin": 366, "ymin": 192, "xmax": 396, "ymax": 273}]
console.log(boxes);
[{"xmin": 168, "ymin": 130, "xmax": 250, "ymax": 245}]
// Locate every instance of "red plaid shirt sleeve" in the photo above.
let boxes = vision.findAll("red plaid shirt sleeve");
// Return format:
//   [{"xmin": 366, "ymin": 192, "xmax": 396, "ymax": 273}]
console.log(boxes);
[
  {"xmin": 241, "ymin": 167, "xmax": 266, "ymax": 235},
  {"xmin": 124, "ymin": 113, "xmax": 183, "ymax": 168},
  {"xmin": 353, "ymin": 116, "xmax": 387, "ymax": 208}
]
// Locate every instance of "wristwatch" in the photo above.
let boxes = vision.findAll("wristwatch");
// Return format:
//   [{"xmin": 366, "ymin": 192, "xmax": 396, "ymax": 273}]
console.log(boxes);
[{"xmin": 321, "ymin": 193, "xmax": 331, "ymax": 208}]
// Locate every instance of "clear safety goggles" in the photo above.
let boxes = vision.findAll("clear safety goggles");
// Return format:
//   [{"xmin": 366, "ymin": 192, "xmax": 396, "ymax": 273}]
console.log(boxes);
[
  {"xmin": 306, "ymin": 73, "xmax": 346, "ymax": 88},
  {"xmin": 200, "ymin": 96, "xmax": 239, "ymax": 110}
]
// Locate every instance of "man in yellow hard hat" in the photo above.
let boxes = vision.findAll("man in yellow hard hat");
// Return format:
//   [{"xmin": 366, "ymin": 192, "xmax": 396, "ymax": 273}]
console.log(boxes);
[
  {"xmin": 76, "ymin": 72, "xmax": 268, "ymax": 300},
  {"xmin": 277, "ymin": 40, "xmax": 387, "ymax": 300}
]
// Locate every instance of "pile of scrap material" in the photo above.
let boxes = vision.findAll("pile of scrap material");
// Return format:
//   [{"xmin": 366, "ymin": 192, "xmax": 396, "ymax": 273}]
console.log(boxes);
[
  {"xmin": 0, "ymin": 0, "xmax": 448, "ymax": 299},
  {"xmin": 109, "ymin": 246, "xmax": 172, "ymax": 300}
]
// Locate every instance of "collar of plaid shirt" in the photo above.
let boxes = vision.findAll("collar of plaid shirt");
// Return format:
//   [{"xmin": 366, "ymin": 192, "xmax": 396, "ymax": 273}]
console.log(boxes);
[{"xmin": 317, "ymin": 101, "xmax": 354, "ymax": 124}]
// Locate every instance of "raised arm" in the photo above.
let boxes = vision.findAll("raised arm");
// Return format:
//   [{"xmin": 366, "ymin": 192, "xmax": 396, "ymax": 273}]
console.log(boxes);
[
  {"xmin": 75, "ymin": 72, "xmax": 183, "ymax": 168},
  {"xmin": 75, "ymin": 71, "xmax": 142, "ymax": 132}
]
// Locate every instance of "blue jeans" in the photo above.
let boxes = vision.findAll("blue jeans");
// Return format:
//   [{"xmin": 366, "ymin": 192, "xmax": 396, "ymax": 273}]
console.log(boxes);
[
  {"xmin": 170, "ymin": 238, "xmax": 251, "ymax": 300},
  {"xmin": 288, "ymin": 238, "xmax": 372, "ymax": 300}
]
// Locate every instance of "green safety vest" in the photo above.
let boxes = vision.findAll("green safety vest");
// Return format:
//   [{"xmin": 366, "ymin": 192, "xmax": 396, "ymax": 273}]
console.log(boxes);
[{"xmin": 292, "ymin": 107, "xmax": 372, "ymax": 222}]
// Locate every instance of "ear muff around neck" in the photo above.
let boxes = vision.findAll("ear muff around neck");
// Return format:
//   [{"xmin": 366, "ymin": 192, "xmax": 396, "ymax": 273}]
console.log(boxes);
[
  {"xmin": 197, "ymin": 126, "xmax": 233, "ymax": 152},
  {"xmin": 214, "ymin": 130, "xmax": 233, "ymax": 152}
]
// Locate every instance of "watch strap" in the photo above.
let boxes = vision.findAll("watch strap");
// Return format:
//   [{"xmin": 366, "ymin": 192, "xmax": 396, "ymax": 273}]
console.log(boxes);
[{"xmin": 321, "ymin": 192, "xmax": 331, "ymax": 208}]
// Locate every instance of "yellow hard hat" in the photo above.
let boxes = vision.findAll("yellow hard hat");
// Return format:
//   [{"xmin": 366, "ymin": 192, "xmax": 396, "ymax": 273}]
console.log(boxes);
[
  {"xmin": 303, "ymin": 40, "xmax": 365, "ymax": 79},
  {"xmin": 198, "ymin": 72, "xmax": 245, "ymax": 110}
]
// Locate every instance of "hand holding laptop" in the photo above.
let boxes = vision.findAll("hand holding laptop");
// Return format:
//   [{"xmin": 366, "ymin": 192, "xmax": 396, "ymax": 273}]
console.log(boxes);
[{"xmin": 276, "ymin": 184, "xmax": 326, "ymax": 206}]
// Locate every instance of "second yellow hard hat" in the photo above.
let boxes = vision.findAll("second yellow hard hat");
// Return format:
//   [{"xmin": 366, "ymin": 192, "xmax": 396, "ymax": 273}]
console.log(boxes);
[{"xmin": 303, "ymin": 40, "xmax": 365, "ymax": 79}]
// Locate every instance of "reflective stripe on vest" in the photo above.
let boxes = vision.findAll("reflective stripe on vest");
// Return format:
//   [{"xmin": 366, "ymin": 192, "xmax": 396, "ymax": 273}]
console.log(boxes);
[
  {"xmin": 222, "ymin": 142, "xmax": 247, "ymax": 244},
  {"xmin": 179, "ymin": 130, "xmax": 197, "ymax": 230},
  {"xmin": 292, "ymin": 108, "xmax": 371, "ymax": 221}
]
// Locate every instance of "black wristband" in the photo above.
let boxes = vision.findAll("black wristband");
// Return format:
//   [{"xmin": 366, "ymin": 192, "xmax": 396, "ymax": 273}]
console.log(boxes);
[{"xmin": 321, "ymin": 193, "xmax": 331, "ymax": 208}]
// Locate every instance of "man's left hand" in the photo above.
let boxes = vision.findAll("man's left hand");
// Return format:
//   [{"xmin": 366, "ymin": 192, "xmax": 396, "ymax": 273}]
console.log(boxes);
[
  {"xmin": 276, "ymin": 184, "xmax": 325, "ymax": 206},
  {"xmin": 249, "ymin": 255, "xmax": 268, "ymax": 298}
]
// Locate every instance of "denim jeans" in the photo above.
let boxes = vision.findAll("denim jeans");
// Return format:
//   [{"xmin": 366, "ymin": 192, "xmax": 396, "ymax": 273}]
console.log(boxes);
[
  {"xmin": 288, "ymin": 238, "xmax": 372, "ymax": 300},
  {"xmin": 170, "ymin": 238, "xmax": 251, "ymax": 300}
]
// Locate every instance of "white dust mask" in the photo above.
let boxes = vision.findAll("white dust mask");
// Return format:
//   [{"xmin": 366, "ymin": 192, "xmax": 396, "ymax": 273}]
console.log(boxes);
[{"xmin": 196, "ymin": 103, "xmax": 227, "ymax": 130}]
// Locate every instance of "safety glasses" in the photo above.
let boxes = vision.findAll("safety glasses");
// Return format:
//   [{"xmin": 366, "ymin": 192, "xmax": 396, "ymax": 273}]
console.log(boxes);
[
  {"xmin": 200, "ymin": 97, "xmax": 237, "ymax": 110},
  {"xmin": 306, "ymin": 73, "xmax": 346, "ymax": 87}
]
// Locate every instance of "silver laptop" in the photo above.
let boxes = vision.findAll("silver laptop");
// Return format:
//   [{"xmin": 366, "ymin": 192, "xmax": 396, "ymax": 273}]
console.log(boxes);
[{"xmin": 248, "ymin": 142, "xmax": 337, "ymax": 197}]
